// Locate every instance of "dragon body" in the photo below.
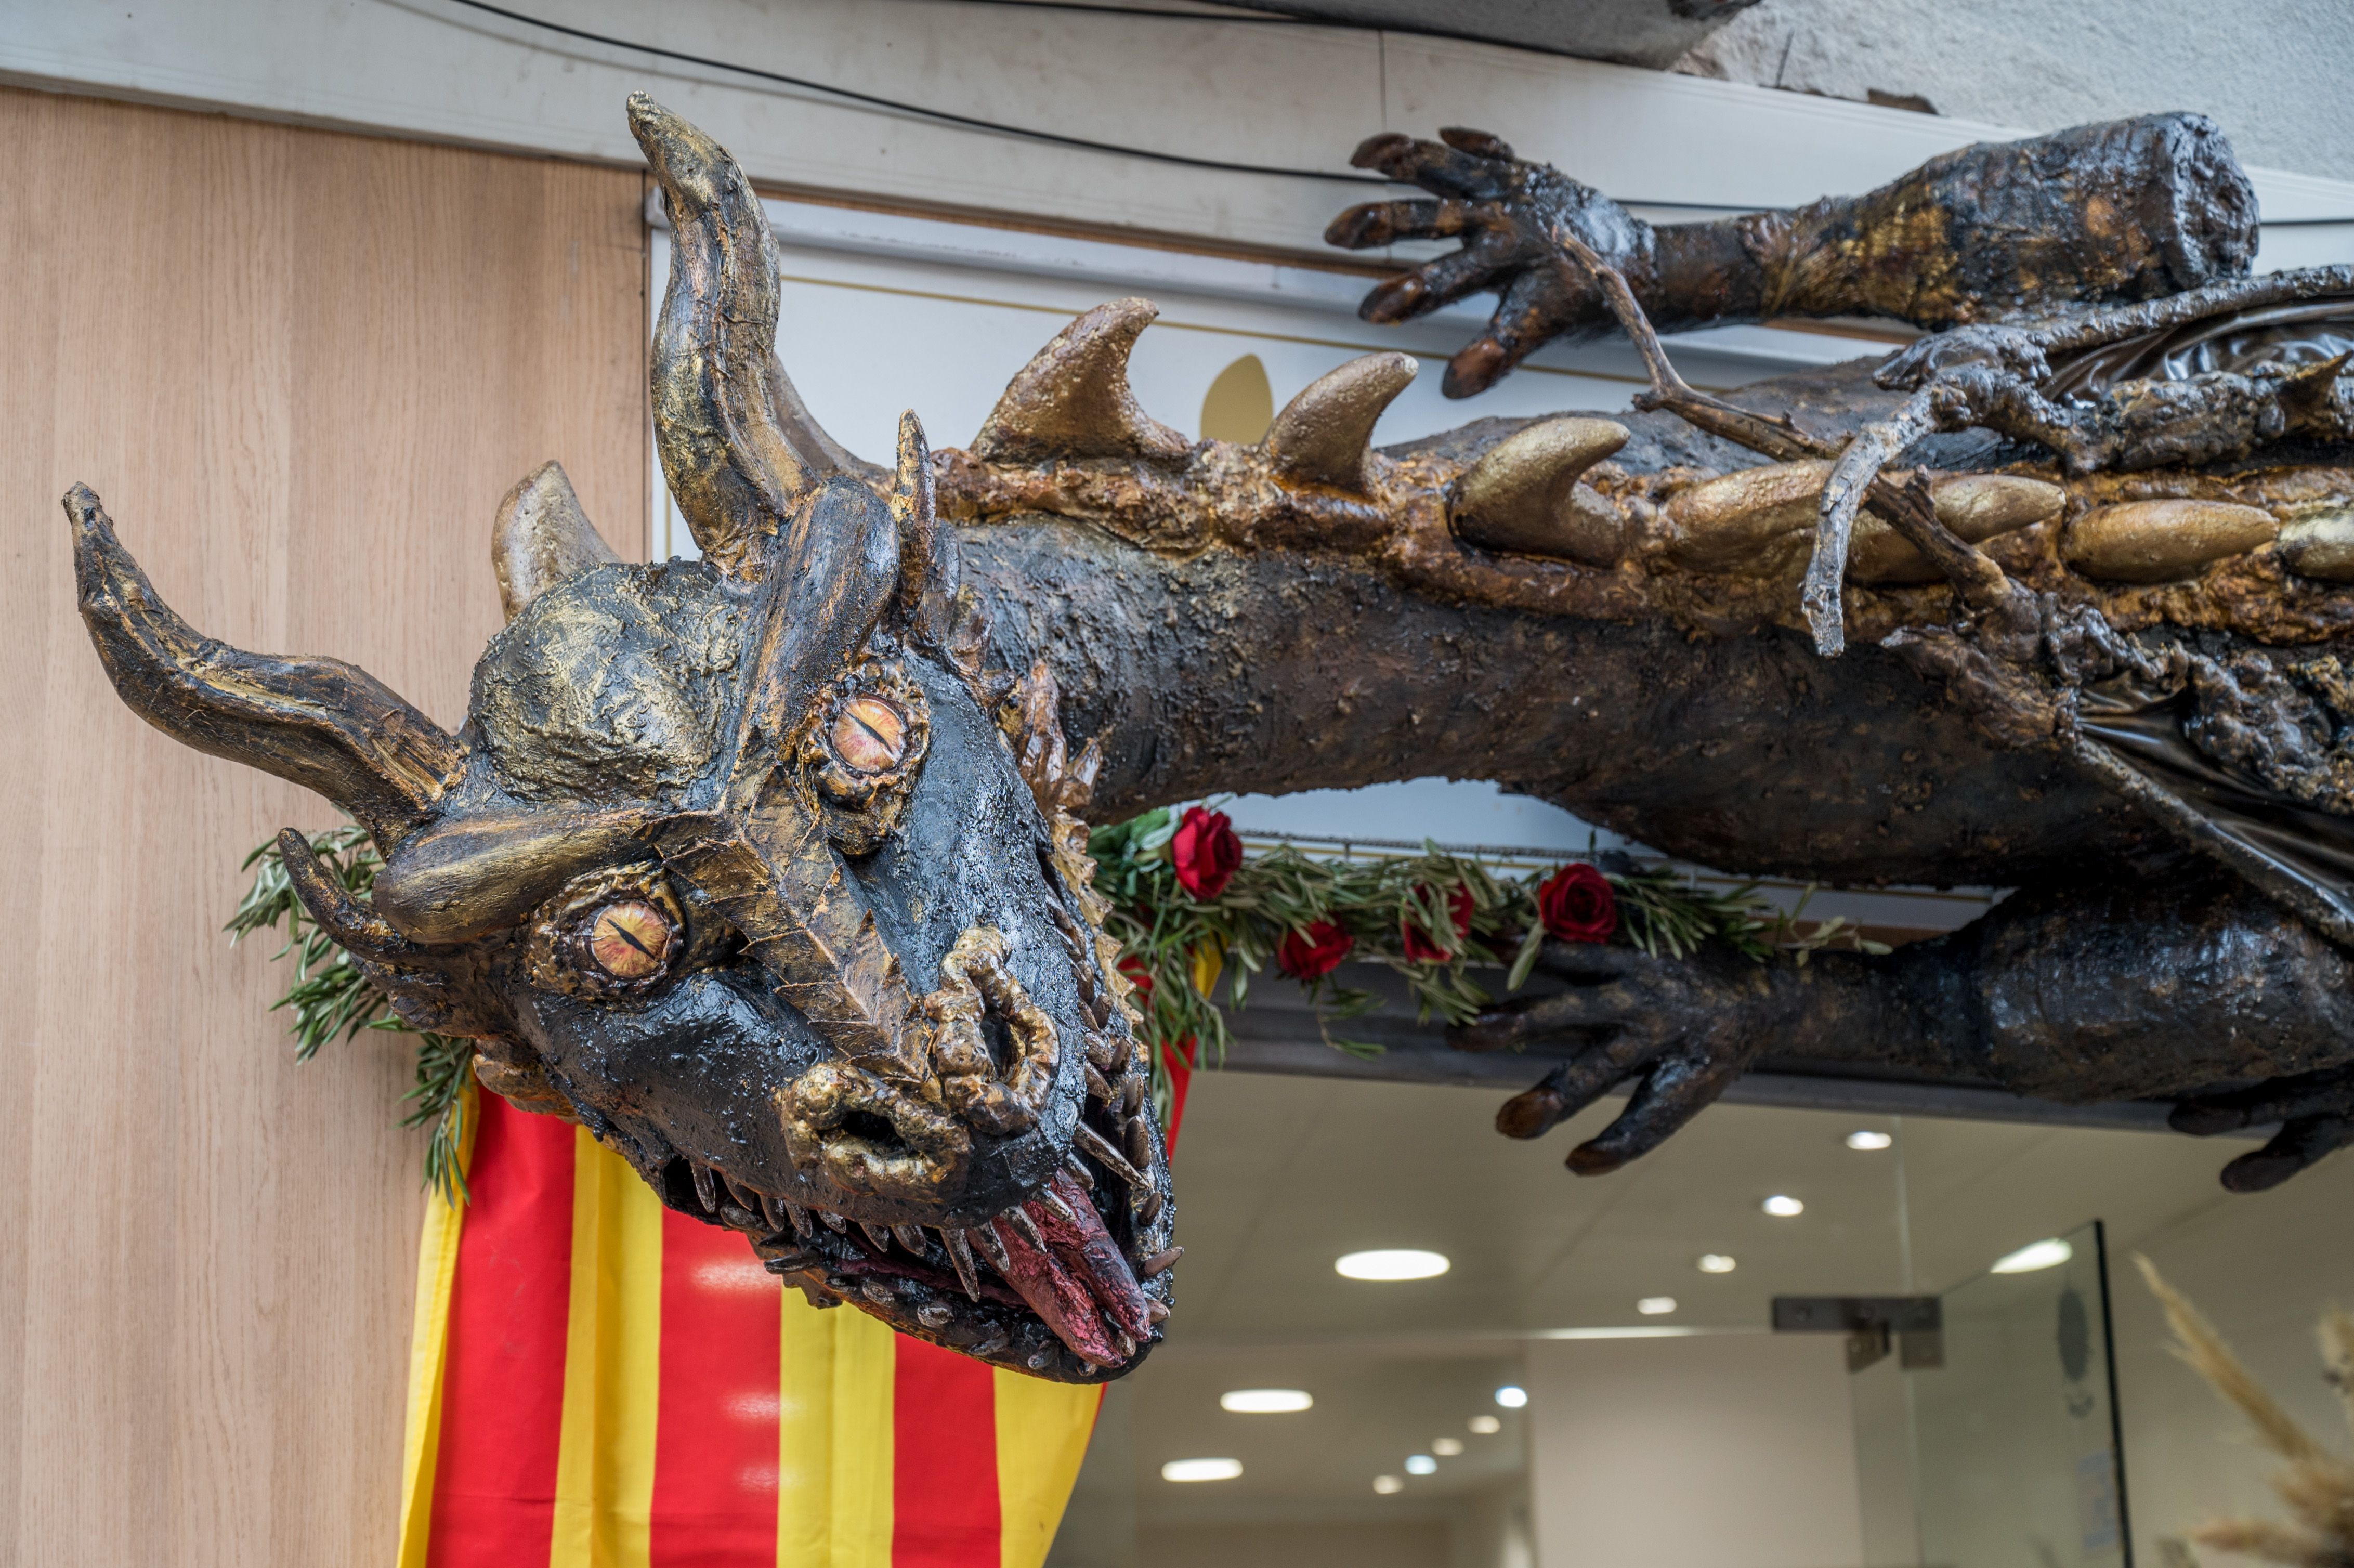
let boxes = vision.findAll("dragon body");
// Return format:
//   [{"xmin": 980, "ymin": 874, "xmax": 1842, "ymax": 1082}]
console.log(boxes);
[{"xmin": 67, "ymin": 95, "xmax": 2354, "ymax": 1380}]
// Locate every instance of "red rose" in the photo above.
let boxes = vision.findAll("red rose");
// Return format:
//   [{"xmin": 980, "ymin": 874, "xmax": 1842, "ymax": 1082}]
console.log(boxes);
[
  {"xmin": 1400, "ymin": 884, "xmax": 1475, "ymax": 963},
  {"xmin": 1171, "ymin": 806, "xmax": 1241, "ymax": 900},
  {"xmin": 1278, "ymin": 920, "xmax": 1354, "ymax": 979},
  {"xmin": 1538, "ymin": 863, "xmax": 1617, "ymax": 944}
]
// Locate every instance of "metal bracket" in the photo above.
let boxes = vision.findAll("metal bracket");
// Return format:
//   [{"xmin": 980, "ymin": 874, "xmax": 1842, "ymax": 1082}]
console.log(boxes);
[{"xmin": 1771, "ymin": 1295, "xmax": 1945, "ymax": 1372}]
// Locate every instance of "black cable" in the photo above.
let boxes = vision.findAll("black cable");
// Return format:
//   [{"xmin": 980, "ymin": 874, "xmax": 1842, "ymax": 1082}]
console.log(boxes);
[{"xmin": 442, "ymin": 0, "xmax": 1393, "ymax": 185}]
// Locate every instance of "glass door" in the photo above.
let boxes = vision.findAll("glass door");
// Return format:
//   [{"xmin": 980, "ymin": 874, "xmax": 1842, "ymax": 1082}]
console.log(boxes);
[{"xmin": 1910, "ymin": 1220, "xmax": 2130, "ymax": 1568}]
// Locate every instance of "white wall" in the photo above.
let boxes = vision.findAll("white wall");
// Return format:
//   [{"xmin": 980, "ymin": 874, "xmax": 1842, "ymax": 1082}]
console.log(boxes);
[
  {"xmin": 4, "ymin": 0, "xmax": 2347, "ymax": 267},
  {"xmin": 1523, "ymin": 1335, "xmax": 1865, "ymax": 1568}
]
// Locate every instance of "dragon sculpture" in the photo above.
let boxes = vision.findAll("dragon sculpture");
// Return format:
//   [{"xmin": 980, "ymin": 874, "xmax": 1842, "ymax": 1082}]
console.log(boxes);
[{"xmin": 67, "ymin": 96, "xmax": 2354, "ymax": 1383}]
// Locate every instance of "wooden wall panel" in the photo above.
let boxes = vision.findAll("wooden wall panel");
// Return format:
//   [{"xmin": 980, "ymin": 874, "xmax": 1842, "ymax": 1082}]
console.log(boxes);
[{"xmin": 0, "ymin": 87, "xmax": 645, "ymax": 1565}]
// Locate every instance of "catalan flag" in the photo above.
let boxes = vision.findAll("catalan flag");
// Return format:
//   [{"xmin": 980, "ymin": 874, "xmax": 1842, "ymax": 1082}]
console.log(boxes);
[{"xmin": 396, "ymin": 1088, "xmax": 1101, "ymax": 1566}]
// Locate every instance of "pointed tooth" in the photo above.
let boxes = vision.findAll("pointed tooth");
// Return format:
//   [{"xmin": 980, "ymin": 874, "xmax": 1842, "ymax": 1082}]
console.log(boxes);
[
  {"xmin": 1137, "ymin": 1246, "xmax": 1183, "ymax": 1278},
  {"xmin": 820, "ymin": 1208, "xmax": 848, "ymax": 1233},
  {"xmin": 892, "ymin": 1223, "xmax": 928, "ymax": 1255},
  {"xmin": 1086, "ymin": 1064, "xmax": 1115, "ymax": 1105},
  {"xmin": 1008, "ymin": 1206, "xmax": 1050, "ymax": 1252},
  {"xmin": 1038, "ymin": 1188, "xmax": 1082, "ymax": 1227},
  {"xmin": 1451, "ymin": 417, "xmax": 1632, "ymax": 566},
  {"xmin": 917, "ymin": 1300, "xmax": 954, "ymax": 1329},
  {"xmin": 1113, "ymin": 1325, "xmax": 1137, "ymax": 1358},
  {"xmin": 785, "ymin": 1200, "xmax": 815, "ymax": 1239},
  {"xmin": 1147, "ymin": 1298, "xmax": 1169, "ymax": 1325},
  {"xmin": 1124, "ymin": 1114, "xmax": 1157, "ymax": 1172},
  {"xmin": 1120, "ymin": 1072, "xmax": 1144, "ymax": 1117},
  {"xmin": 969, "ymin": 298, "xmax": 1191, "ymax": 464},
  {"xmin": 1261, "ymin": 352, "xmax": 1417, "ymax": 493},
  {"xmin": 763, "ymin": 1195, "xmax": 790, "ymax": 1232},
  {"xmin": 945, "ymin": 1229, "xmax": 984, "ymax": 1301},
  {"xmin": 690, "ymin": 1162, "xmax": 719, "ymax": 1213},
  {"xmin": 725, "ymin": 1174, "xmax": 763, "ymax": 1211},
  {"xmin": 1139, "ymin": 1188, "xmax": 1165, "ymax": 1225},
  {"xmin": 1064, "ymin": 1155, "xmax": 1096, "ymax": 1192},
  {"xmin": 974, "ymin": 1223, "xmax": 1013, "ymax": 1272},
  {"xmin": 861, "ymin": 1278, "xmax": 896, "ymax": 1305},
  {"xmin": 861, "ymin": 1221, "xmax": 895, "ymax": 1251},
  {"xmin": 1075, "ymin": 1121, "xmax": 1149, "ymax": 1192}
]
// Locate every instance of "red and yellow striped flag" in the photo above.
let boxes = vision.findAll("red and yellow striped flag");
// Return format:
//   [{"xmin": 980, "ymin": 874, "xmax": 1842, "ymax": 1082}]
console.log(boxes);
[{"xmin": 397, "ymin": 1090, "xmax": 1101, "ymax": 1566}]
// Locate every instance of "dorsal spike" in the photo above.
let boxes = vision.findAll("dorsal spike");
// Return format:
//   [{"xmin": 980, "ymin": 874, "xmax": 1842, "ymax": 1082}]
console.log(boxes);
[
  {"xmin": 1449, "ymin": 418, "xmax": 1631, "ymax": 567},
  {"xmin": 492, "ymin": 461, "xmax": 620, "ymax": 621},
  {"xmin": 1261, "ymin": 352, "xmax": 1418, "ymax": 492},
  {"xmin": 970, "ymin": 299, "xmax": 1191, "ymax": 465},
  {"xmin": 890, "ymin": 410, "xmax": 958, "ymax": 646}
]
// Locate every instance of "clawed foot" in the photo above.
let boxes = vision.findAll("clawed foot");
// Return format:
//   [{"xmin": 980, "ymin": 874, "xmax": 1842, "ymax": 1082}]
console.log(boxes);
[
  {"xmin": 2172, "ymin": 1066, "xmax": 2354, "ymax": 1192},
  {"xmin": 1324, "ymin": 127, "xmax": 1646, "ymax": 397},
  {"xmin": 1449, "ymin": 942, "xmax": 1785, "ymax": 1174}
]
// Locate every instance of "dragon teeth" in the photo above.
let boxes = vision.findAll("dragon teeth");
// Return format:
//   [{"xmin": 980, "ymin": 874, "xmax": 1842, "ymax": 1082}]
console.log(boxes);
[
  {"xmin": 1008, "ymin": 1207, "xmax": 1050, "ymax": 1251},
  {"xmin": 784, "ymin": 1200, "xmax": 815, "ymax": 1239},
  {"xmin": 974, "ymin": 1224, "xmax": 1012, "ymax": 1272},
  {"xmin": 944, "ymin": 1229, "xmax": 983, "ymax": 1301},
  {"xmin": 892, "ymin": 1223, "xmax": 927, "ymax": 1255},
  {"xmin": 861, "ymin": 1221, "xmax": 895, "ymax": 1252},
  {"xmin": 690, "ymin": 1162, "xmax": 718, "ymax": 1213},
  {"xmin": 1073, "ymin": 1122, "xmax": 1147, "ymax": 1191},
  {"xmin": 819, "ymin": 1208, "xmax": 848, "ymax": 1233}
]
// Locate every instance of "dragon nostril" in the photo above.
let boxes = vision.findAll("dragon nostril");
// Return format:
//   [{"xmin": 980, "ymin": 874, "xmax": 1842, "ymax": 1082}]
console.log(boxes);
[
  {"xmin": 840, "ymin": 1109, "xmax": 903, "ymax": 1148},
  {"xmin": 588, "ymin": 900, "xmax": 675, "ymax": 979},
  {"xmin": 831, "ymin": 698, "xmax": 907, "ymax": 772}
]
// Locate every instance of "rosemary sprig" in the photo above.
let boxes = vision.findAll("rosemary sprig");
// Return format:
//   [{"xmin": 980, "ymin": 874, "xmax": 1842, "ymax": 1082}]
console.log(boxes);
[{"xmin": 230, "ymin": 827, "xmax": 472, "ymax": 1206}]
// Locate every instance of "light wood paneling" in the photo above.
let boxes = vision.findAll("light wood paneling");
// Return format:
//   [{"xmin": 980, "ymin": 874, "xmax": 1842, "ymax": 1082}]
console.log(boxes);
[{"xmin": 0, "ymin": 86, "xmax": 645, "ymax": 1565}]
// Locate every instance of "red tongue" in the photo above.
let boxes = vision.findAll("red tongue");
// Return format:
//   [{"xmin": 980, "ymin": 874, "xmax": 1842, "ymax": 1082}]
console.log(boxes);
[
  {"xmin": 1031, "ymin": 1173, "xmax": 1153, "ymax": 1341},
  {"xmin": 990, "ymin": 1214, "xmax": 1119, "ymax": 1365}
]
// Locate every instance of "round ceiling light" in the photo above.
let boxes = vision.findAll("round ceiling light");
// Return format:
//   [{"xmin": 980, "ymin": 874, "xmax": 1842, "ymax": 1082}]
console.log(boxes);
[
  {"xmin": 1161, "ymin": 1458, "xmax": 1243, "ymax": 1483},
  {"xmin": 1404, "ymin": 1454, "xmax": 1437, "ymax": 1475},
  {"xmin": 1846, "ymin": 1129, "xmax": 1895, "ymax": 1151},
  {"xmin": 1468, "ymin": 1415, "xmax": 1502, "ymax": 1434},
  {"xmin": 1762, "ymin": 1194, "xmax": 1806, "ymax": 1218},
  {"xmin": 1220, "ymin": 1388, "xmax": 1313, "ymax": 1414},
  {"xmin": 1991, "ymin": 1237, "xmax": 2074, "ymax": 1274},
  {"xmin": 1432, "ymin": 1437, "xmax": 1463, "ymax": 1456},
  {"xmin": 1335, "ymin": 1249, "xmax": 1450, "ymax": 1281},
  {"xmin": 1637, "ymin": 1296, "xmax": 1678, "ymax": 1315},
  {"xmin": 1696, "ymin": 1253, "xmax": 1737, "ymax": 1274},
  {"xmin": 1493, "ymin": 1384, "xmax": 1528, "ymax": 1409},
  {"xmin": 1373, "ymin": 1475, "xmax": 1404, "ymax": 1495}
]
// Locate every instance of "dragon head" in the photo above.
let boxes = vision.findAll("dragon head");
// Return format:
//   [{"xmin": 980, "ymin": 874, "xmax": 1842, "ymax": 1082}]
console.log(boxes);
[{"xmin": 66, "ymin": 96, "xmax": 1173, "ymax": 1383}]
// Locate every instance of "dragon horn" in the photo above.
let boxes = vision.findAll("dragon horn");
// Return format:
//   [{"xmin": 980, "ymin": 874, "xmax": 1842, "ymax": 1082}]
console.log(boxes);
[
  {"xmin": 1262, "ymin": 352, "xmax": 1418, "ymax": 493},
  {"xmin": 630, "ymin": 93, "xmax": 875, "ymax": 577},
  {"xmin": 890, "ymin": 409, "xmax": 959, "ymax": 645},
  {"xmin": 971, "ymin": 299, "xmax": 1192, "ymax": 465},
  {"xmin": 68, "ymin": 485, "xmax": 462, "ymax": 848},
  {"xmin": 492, "ymin": 460, "xmax": 619, "ymax": 621}
]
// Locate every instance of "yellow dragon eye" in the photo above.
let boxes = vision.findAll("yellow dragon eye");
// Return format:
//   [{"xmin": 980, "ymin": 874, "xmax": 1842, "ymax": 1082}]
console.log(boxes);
[
  {"xmin": 829, "ymin": 697, "xmax": 908, "ymax": 773},
  {"xmin": 585, "ymin": 900, "xmax": 677, "ymax": 981}
]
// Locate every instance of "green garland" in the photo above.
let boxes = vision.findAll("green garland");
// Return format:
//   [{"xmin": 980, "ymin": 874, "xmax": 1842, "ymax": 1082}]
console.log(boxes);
[
  {"xmin": 233, "ymin": 812, "xmax": 1884, "ymax": 1201},
  {"xmin": 228, "ymin": 827, "xmax": 474, "ymax": 1206}
]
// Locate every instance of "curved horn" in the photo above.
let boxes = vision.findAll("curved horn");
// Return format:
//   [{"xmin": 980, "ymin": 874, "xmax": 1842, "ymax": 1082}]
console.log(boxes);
[
  {"xmin": 629, "ymin": 93, "xmax": 873, "ymax": 577},
  {"xmin": 69, "ymin": 485, "xmax": 462, "ymax": 847},
  {"xmin": 493, "ymin": 461, "xmax": 619, "ymax": 621},
  {"xmin": 1449, "ymin": 419, "xmax": 1631, "ymax": 566},
  {"xmin": 278, "ymin": 829, "xmax": 444, "ymax": 965},
  {"xmin": 890, "ymin": 410, "xmax": 959, "ymax": 646}
]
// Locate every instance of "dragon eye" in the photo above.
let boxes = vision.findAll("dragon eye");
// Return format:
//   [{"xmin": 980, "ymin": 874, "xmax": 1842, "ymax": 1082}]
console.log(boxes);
[
  {"xmin": 829, "ymin": 697, "xmax": 907, "ymax": 773},
  {"xmin": 585, "ymin": 900, "xmax": 677, "ymax": 980}
]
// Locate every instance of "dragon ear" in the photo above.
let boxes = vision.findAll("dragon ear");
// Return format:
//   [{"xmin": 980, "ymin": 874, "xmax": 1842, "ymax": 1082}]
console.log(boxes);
[
  {"xmin": 630, "ymin": 93, "xmax": 878, "ymax": 579},
  {"xmin": 493, "ymin": 461, "xmax": 619, "ymax": 620},
  {"xmin": 68, "ymin": 485, "xmax": 463, "ymax": 849},
  {"xmin": 890, "ymin": 409, "xmax": 959, "ymax": 646}
]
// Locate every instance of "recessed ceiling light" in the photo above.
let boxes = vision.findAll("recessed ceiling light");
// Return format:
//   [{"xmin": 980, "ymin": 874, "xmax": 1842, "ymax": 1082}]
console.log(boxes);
[
  {"xmin": 1468, "ymin": 1415, "xmax": 1501, "ymax": 1434},
  {"xmin": 1696, "ymin": 1253, "xmax": 1737, "ymax": 1274},
  {"xmin": 1494, "ymin": 1384, "xmax": 1528, "ymax": 1409},
  {"xmin": 1161, "ymin": 1457, "xmax": 1243, "ymax": 1483},
  {"xmin": 1846, "ymin": 1129, "xmax": 1894, "ymax": 1151},
  {"xmin": 1432, "ymin": 1437, "xmax": 1463, "ymax": 1456},
  {"xmin": 1336, "ymin": 1249, "xmax": 1450, "ymax": 1280},
  {"xmin": 1762, "ymin": 1194, "xmax": 1806, "ymax": 1218},
  {"xmin": 1220, "ymin": 1388, "xmax": 1313, "ymax": 1414},
  {"xmin": 1404, "ymin": 1454, "xmax": 1437, "ymax": 1475},
  {"xmin": 1373, "ymin": 1475, "xmax": 1404, "ymax": 1495},
  {"xmin": 1991, "ymin": 1237, "xmax": 2074, "ymax": 1274},
  {"xmin": 1637, "ymin": 1296, "xmax": 1678, "ymax": 1315}
]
